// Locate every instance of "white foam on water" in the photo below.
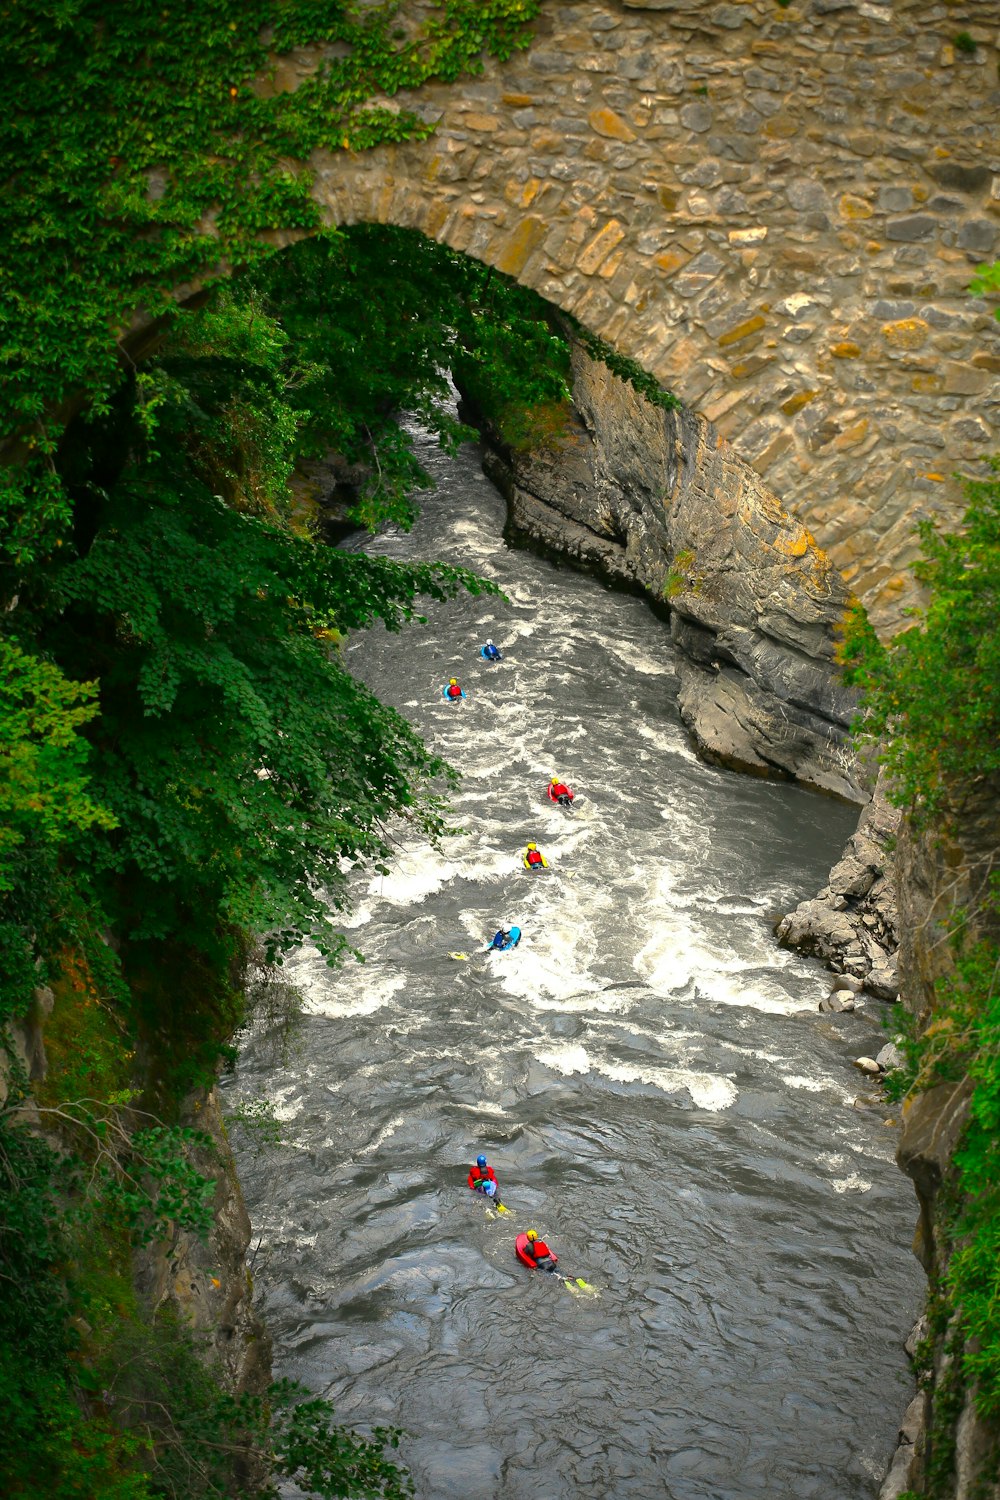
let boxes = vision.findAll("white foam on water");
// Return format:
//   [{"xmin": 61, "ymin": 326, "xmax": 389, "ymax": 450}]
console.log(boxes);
[
  {"xmin": 599, "ymin": 1060, "xmax": 738, "ymax": 1112},
  {"xmin": 632, "ymin": 922, "xmax": 717, "ymax": 995},
  {"xmin": 504, "ymin": 619, "xmax": 538, "ymax": 641},
  {"xmin": 495, "ymin": 943, "xmax": 603, "ymax": 1006},
  {"xmin": 529, "ymin": 990, "xmax": 634, "ymax": 1015},
  {"xmin": 304, "ymin": 968, "xmax": 407, "ymax": 1020},
  {"xmin": 353, "ymin": 1113, "xmax": 411, "ymax": 1157},
  {"xmin": 335, "ymin": 901, "xmax": 373, "ymax": 931},
  {"xmin": 782, "ymin": 1074, "xmax": 829, "ymax": 1093},
  {"xmin": 535, "ymin": 1043, "xmax": 591, "ymax": 1076},
  {"xmin": 535, "ymin": 1042, "xmax": 737, "ymax": 1110},
  {"xmin": 831, "ymin": 1174, "xmax": 873, "ymax": 1194},
  {"xmin": 270, "ymin": 1082, "xmax": 305, "ymax": 1123},
  {"xmin": 633, "ymin": 920, "xmax": 814, "ymax": 1015},
  {"xmin": 605, "ymin": 642, "xmax": 673, "ymax": 678},
  {"xmin": 366, "ymin": 846, "xmax": 459, "ymax": 905},
  {"xmin": 718, "ymin": 1042, "xmax": 789, "ymax": 1066},
  {"xmin": 636, "ymin": 718, "xmax": 702, "ymax": 764},
  {"xmin": 700, "ymin": 975, "xmax": 813, "ymax": 1016}
]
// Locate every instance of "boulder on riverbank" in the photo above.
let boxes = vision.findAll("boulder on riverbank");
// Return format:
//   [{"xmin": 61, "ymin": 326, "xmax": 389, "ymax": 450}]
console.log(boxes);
[{"xmin": 777, "ymin": 773, "xmax": 900, "ymax": 996}]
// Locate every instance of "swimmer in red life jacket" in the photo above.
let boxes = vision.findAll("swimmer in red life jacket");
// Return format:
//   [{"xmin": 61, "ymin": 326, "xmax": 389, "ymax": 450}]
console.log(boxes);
[
  {"xmin": 443, "ymin": 678, "xmax": 465, "ymax": 701},
  {"xmin": 547, "ymin": 776, "xmax": 574, "ymax": 808},
  {"xmin": 523, "ymin": 1228, "xmax": 558, "ymax": 1272},
  {"xmin": 522, "ymin": 842, "xmax": 548, "ymax": 871},
  {"xmin": 468, "ymin": 1154, "xmax": 498, "ymax": 1200}
]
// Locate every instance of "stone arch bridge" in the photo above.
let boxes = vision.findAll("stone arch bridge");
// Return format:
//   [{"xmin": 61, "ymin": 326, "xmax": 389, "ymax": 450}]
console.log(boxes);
[{"xmin": 274, "ymin": 0, "xmax": 1000, "ymax": 633}]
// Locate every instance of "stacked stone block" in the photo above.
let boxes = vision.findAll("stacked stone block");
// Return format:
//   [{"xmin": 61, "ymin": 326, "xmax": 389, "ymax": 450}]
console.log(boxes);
[{"xmin": 297, "ymin": 0, "xmax": 1000, "ymax": 633}]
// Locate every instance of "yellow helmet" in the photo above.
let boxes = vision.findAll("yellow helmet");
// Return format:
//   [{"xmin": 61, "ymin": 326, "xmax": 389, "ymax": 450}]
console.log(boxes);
[
  {"xmin": 527, "ymin": 843, "xmax": 536, "ymax": 850},
  {"xmin": 449, "ymin": 679, "xmax": 457, "ymax": 685},
  {"xmin": 526, "ymin": 1229, "xmax": 538, "ymax": 1242},
  {"xmin": 550, "ymin": 776, "xmax": 558, "ymax": 783}
]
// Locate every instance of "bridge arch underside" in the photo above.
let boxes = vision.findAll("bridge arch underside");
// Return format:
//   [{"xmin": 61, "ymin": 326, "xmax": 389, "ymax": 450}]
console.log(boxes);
[{"xmin": 299, "ymin": 0, "xmax": 1000, "ymax": 635}]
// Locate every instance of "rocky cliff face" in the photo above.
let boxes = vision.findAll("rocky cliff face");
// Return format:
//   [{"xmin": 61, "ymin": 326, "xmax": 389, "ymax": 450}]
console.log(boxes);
[{"xmin": 475, "ymin": 337, "xmax": 864, "ymax": 799}]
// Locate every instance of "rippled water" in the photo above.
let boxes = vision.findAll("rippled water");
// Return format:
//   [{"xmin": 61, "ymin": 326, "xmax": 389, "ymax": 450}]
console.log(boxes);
[{"xmin": 228, "ymin": 425, "xmax": 922, "ymax": 1500}]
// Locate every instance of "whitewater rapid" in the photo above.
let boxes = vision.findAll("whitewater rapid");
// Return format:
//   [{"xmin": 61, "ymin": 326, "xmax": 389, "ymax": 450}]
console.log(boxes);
[{"xmin": 228, "ymin": 424, "xmax": 920, "ymax": 1500}]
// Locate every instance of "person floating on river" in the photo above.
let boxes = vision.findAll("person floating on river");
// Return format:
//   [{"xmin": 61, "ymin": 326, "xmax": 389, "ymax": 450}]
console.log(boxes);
[
  {"xmin": 547, "ymin": 776, "xmax": 574, "ymax": 809},
  {"xmin": 522, "ymin": 1229, "xmax": 559, "ymax": 1272},
  {"xmin": 468, "ymin": 1154, "xmax": 498, "ymax": 1199},
  {"xmin": 479, "ymin": 638, "xmax": 503, "ymax": 663},
  {"xmin": 523, "ymin": 842, "xmax": 548, "ymax": 872},
  {"xmin": 442, "ymin": 678, "xmax": 466, "ymax": 702},
  {"xmin": 489, "ymin": 925, "xmax": 521, "ymax": 952}
]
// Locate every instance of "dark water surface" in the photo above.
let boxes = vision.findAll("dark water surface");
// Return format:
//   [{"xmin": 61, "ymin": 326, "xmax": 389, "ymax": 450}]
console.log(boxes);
[{"xmin": 227, "ymin": 427, "xmax": 922, "ymax": 1500}]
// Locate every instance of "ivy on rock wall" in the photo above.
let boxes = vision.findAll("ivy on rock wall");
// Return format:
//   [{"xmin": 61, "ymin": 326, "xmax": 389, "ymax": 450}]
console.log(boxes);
[
  {"xmin": 844, "ymin": 463, "xmax": 1000, "ymax": 1494},
  {"xmin": 842, "ymin": 466, "xmax": 1000, "ymax": 828}
]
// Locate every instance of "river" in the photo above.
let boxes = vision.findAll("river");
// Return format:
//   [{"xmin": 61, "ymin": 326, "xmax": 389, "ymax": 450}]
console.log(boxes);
[{"xmin": 227, "ymin": 422, "xmax": 922, "ymax": 1500}]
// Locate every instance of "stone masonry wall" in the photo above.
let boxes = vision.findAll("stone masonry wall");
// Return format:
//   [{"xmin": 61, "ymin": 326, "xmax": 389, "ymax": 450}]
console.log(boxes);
[{"xmin": 274, "ymin": 0, "xmax": 1000, "ymax": 635}]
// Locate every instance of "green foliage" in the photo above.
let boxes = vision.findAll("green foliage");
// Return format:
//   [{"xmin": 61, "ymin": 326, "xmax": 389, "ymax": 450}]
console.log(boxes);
[
  {"xmin": 953, "ymin": 31, "xmax": 978, "ymax": 53},
  {"xmin": 664, "ymin": 548, "xmax": 698, "ymax": 601},
  {"xmin": 884, "ymin": 926, "xmax": 1000, "ymax": 1431},
  {"xmin": 40, "ymin": 964, "xmax": 130, "ymax": 1108},
  {"xmin": 839, "ymin": 380, "xmax": 1000, "ymax": 1454},
  {"xmin": 277, "ymin": 225, "xmax": 578, "ymax": 462},
  {"xmin": 0, "ymin": 212, "xmax": 576, "ymax": 1487},
  {"xmin": 0, "ymin": 637, "xmax": 114, "ymax": 888},
  {"xmin": 923, "ymin": 1331, "xmax": 966, "ymax": 1497},
  {"xmin": 879, "ymin": 1014, "xmax": 919, "ymax": 1102},
  {"xmin": 250, "ymin": 228, "xmax": 470, "ymax": 527},
  {"xmin": 943, "ymin": 934, "xmax": 1000, "ymax": 1420},
  {"xmin": 115, "ymin": 1125, "xmax": 218, "ymax": 1246},
  {"xmin": 9, "ymin": 236, "xmax": 565, "ymax": 999},
  {"xmin": 0, "ymin": 844, "xmax": 57, "ymax": 1026},
  {"xmin": 0, "ymin": 0, "xmax": 540, "ymax": 570},
  {"xmin": 0, "ymin": 1107, "xmax": 151, "ymax": 1499},
  {"xmin": 270, "ymin": 1385, "xmax": 414, "ymax": 1499},
  {"xmin": 0, "ymin": 1100, "xmax": 412, "ymax": 1497},
  {"xmin": 841, "ymin": 467, "xmax": 1000, "ymax": 826},
  {"xmin": 971, "ymin": 260, "xmax": 1000, "ymax": 307},
  {"xmin": 0, "ymin": 8, "xmax": 570, "ymax": 1495},
  {"xmin": 38, "ymin": 327, "xmax": 491, "ymax": 971}
]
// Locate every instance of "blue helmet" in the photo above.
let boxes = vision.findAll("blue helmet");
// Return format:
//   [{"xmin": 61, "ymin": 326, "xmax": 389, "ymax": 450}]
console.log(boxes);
[{"xmin": 476, "ymin": 1154, "xmax": 487, "ymax": 1168}]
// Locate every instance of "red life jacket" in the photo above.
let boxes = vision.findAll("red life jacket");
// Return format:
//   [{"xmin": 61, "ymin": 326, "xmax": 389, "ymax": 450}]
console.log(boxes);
[
  {"xmin": 548, "ymin": 783, "xmax": 571, "ymax": 800},
  {"xmin": 529, "ymin": 1238, "xmax": 552, "ymax": 1260},
  {"xmin": 447, "ymin": 684, "xmax": 461, "ymax": 698},
  {"xmin": 468, "ymin": 1165, "xmax": 497, "ymax": 1190},
  {"xmin": 526, "ymin": 849, "xmax": 543, "ymax": 866}
]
